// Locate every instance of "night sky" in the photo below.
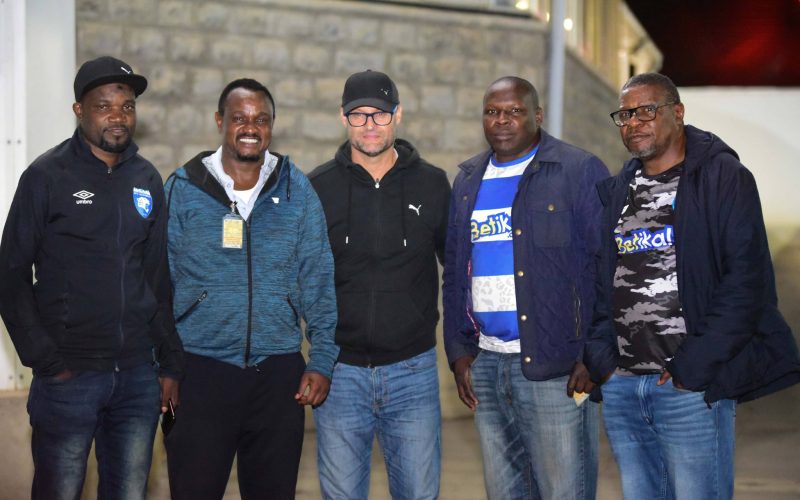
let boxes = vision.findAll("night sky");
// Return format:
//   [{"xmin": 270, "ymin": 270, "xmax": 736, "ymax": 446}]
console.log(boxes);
[{"xmin": 625, "ymin": 0, "xmax": 800, "ymax": 86}]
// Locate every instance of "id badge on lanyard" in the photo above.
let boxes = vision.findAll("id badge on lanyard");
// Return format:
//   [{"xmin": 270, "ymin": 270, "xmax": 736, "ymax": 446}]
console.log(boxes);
[{"xmin": 222, "ymin": 202, "xmax": 244, "ymax": 249}]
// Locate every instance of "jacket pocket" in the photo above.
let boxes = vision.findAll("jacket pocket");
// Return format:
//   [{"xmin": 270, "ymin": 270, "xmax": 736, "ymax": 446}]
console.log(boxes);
[
  {"xmin": 531, "ymin": 204, "xmax": 571, "ymax": 247},
  {"xmin": 175, "ymin": 290, "xmax": 208, "ymax": 323}
]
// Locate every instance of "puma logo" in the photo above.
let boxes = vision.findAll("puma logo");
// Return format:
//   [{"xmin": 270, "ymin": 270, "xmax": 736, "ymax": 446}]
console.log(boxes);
[
  {"xmin": 120, "ymin": 66, "xmax": 131, "ymax": 74},
  {"xmin": 408, "ymin": 204, "xmax": 421, "ymax": 216}
]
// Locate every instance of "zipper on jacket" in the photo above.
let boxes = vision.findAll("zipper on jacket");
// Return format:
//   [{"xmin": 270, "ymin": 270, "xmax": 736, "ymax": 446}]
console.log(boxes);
[
  {"xmin": 244, "ymin": 216, "xmax": 254, "ymax": 366},
  {"xmin": 572, "ymin": 285, "xmax": 581, "ymax": 338},
  {"xmin": 366, "ymin": 183, "xmax": 384, "ymax": 366},
  {"xmin": 107, "ymin": 166, "xmax": 112, "ymax": 180},
  {"xmin": 116, "ymin": 195, "xmax": 126, "ymax": 350},
  {"xmin": 175, "ymin": 290, "xmax": 208, "ymax": 322}
]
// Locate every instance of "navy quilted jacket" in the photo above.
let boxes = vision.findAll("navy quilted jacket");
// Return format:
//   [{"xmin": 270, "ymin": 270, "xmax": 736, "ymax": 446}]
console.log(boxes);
[
  {"xmin": 443, "ymin": 130, "xmax": 610, "ymax": 381},
  {"xmin": 584, "ymin": 125, "xmax": 800, "ymax": 403}
]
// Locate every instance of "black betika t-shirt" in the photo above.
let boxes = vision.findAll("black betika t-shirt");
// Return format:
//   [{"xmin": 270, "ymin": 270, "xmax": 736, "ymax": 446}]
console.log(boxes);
[{"xmin": 612, "ymin": 163, "xmax": 687, "ymax": 374}]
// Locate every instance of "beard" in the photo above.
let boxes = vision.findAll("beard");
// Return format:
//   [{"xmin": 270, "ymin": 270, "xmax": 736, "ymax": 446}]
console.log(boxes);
[
  {"xmin": 98, "ymin": 128, "xmax": 132, "ymax": 154},
  {"xmin": 351, "ymin": 137, "xmax": 394, "ymax": 158},
  {"xmin": 236, "ymin": 152, "xmax": 262, "ymax": 162},
  {"xmin": 628, "ymin": 144, "xmax": 657, "ymax": 160}
]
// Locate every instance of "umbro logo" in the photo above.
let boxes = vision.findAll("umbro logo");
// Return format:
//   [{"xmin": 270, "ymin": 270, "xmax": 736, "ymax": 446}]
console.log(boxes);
[{"xmin": 73, "ymin": 190, "xmax": 94, "ymax": 205}]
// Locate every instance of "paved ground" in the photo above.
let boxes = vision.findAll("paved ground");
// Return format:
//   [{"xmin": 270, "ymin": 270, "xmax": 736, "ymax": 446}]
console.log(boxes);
[{"xmin": 0, "ymin": 385, "xmax": 797, "ymax": 499}]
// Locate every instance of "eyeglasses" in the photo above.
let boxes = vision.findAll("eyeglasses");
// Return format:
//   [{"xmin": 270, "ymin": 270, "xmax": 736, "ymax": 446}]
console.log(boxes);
[
  {"xmin": 610, "ymin": 102, "xmax": 674, "ymax": 127},
  {"xmin": 345, "ymin": 111, "xmax": 394, "ymax": 127}
]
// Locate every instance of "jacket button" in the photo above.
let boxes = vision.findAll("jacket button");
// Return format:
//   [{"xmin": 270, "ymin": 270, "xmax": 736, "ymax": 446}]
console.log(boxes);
[
  {"xmin": 517, "ymin": 270, "xmax": 524, "ymax": 277},
  {"xmin": 520, "ymin": 314, "xmax": 528, "ymax": 322},
  {"xmin": 514, "ymin": 229, "xmax": 522, "ymax": 236},
  {"xmin": 462, "ymin": 195, "xmax": 468, "ymax": 201},
  {"xmin": 524, "ymin": 356, "xmax": 532, "ymax": 363},
  {"xmin": 547, "ymin": 203, "xmax": 555, "ymax": 212}
]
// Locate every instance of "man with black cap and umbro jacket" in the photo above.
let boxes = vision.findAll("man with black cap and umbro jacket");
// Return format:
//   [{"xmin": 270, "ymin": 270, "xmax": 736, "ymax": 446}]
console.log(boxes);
[
  {"xmin": 0, "ymin": 56, "xmax": 183, "ymax": 499},
  {"xmin": 309, "ymin": 70, "xmax": 451, "ymax": 499}
]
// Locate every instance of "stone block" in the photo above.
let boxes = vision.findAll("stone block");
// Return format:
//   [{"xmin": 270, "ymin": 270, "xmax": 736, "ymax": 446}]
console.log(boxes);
[
  {"xmin": 224, "ymin": 70, "xmax": 274, "ymax": 89},
  {"xmin": 389, "ymin": 54, "xmax": 427, "ymax": 82},
  {"xmin": 402, "ymin": 118, "xmax": 444, "ymax": 153},
  {"xmin": 210, "ymin": 36, "xmax": 253, "ymax": 67},
  {"xmin": 78, "ymin": 22, "xmax": 123, "ymax": 58},
  {"xmin": 76, "ymin": 0, "xmax": 107, "ymax": 20},
  {"xmin": 302, "ymin": 112, "xmax": 345, "ymax": 141},
  {"xmin": 395, "ymin": 83, "xmax": 418, "ymax": 113},
  {"xmin": 465, "ymin": 60, "xmax": 493, "ymax": 87},
  {"xmin": 421, "ymin": 85, "xmax": 457, "ymax": 114},
  {"xmin": 135, "ymin": 101, "xmax": 168, "ymax": 138},
  {"xmin": 271, "ymin": 10, "xmax": 314, "ymax": 38},
  {"xmin": 430, "ymin": 56, "xmax": 466, "ymax": 84},
  {"xmin": 294, "ymin": 44, "xmax": 332, "ymax": 74},
  {"xmin": 126, "ymin": 28, "xmax": 167, "ymax": 62},
  {"xmin": 166, "ymin": 103, "xmax": 208, "ymax": 138},
  {"xmin": 418, "ymin": 24, "xmax": 463, "ymax": 54},
  {"xmin": 157, "ymin": 2, "xmax": 193, "ymax": 28},
  {"xmin": 444, "ymin": 118, "xmax": 483, "ymax": 151},
  {"xmin": 271, "ymin": 113, "xmax": 301, "ymax": 142},
  {"xmin": 334, "ymin": 50, "xmax": 385, "ymax": 74},
  {"xmin": 226, "ymin": 6, "xmax": 274, "ymax": 35},
  {"xmin": 382, "ymin": 22, "xmax": 418, "ymax": 51},
  {"xmin": 146, "ymin": 64, "xmax": 189, "ymax": 98},
  {"xmin": 190, "ymin": 67, "xmax": 225, "ymax": 100},
  {"xmin": 493, "ymin": 60, "xmax": 519, "ymax": 80},
  {"xmin": 180, "ymin": 145, "xmax": 215, "ymax": 166},
  {"xmin": 345, "ymin": 19, "xmax": 379, "ymax": 45},
  {"xmin": 252, "ymin": 39, "xmax": 291, "ymax": 71},
  {"xmin": 108, "ymin": 0, "xmax": 157, "ymax": 23},
  {"xmin": 274, "ymin": 78, "xmax": 315, "ymax": 107},
  {"xmin": 314, "ymin": 15, "xmax": 347, "ymax": 43},
  {"xmin": 315, "ymin": 77, "xmax": 345, "ymax": 110},
  {"xmin": 170, "ymin": 34, "xmax": 206, "ymax": 63},
  {"xmin": 509, "ymin": 33, "xmax": 544, "ymax": 63},
  {"xmin": 196, "ymin": 3, "xmax": 229, "ymax": 30},
  {"xmin": 457, "ymin": 87, "xmax": 485, "ymax": 117}
]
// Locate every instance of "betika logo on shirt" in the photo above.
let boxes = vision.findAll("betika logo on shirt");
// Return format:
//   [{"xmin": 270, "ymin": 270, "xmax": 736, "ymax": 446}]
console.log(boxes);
[
  {"xmin": 616, "ymin": 225, "xmax": 674, "ymax": 254},
  {"xmin": 471, "ymin": 212, "xmax": 512, "ymax": 242},
  {"xmin": 132, "ymin": 188, "xmax": 152, "ymax": 218},
  {"xmin": 73, "ymin": 190, "xmax": 94, "ymax": 205}
]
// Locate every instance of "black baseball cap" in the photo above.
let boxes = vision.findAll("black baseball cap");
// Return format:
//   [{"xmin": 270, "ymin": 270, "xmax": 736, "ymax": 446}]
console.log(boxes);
[
  {"xmin": 342, "ymin": 70, "xmax": 399, "ymax": 114},
  {"xmin": 73, "ymin": 56, "xmax": 148, "ymax": 101}
]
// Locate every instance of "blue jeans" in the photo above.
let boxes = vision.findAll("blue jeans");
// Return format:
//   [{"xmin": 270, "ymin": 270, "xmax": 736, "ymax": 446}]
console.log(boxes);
[
  {"xmin": 471, "ymin": 350, "xmax": 599, "ymax": 500},
  {"xmin": 313, "ymin": 348, "xmax": 441, "ymax": 500},
  {"xmin": 601, "ymin": 373, "xmax": 736, "ymax": 500},
  {"xmin": 26, "ymin": 363, "xmax": 161, "ymax": 500}
]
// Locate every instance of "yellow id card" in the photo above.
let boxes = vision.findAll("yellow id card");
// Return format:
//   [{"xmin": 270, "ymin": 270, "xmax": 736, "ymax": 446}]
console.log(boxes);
[{"xmin": 222, "ymin": 213, "xmax": 244, "ymax": 249}]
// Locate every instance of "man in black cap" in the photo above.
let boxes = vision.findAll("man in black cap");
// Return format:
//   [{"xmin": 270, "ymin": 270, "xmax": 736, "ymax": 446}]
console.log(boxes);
[
  {"xmin": 309, "ymin": 70, "xmax": 451, "ymax": 499},
  {"xmin": 0, "ymin": 55, "xmax": 183, "ymax": 499}
]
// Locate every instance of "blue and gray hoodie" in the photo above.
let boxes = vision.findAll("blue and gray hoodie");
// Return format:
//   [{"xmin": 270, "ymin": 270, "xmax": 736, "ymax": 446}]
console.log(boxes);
[{"xmin": 165, "ymin": 151, "xmax": 338, "ymax": 378}]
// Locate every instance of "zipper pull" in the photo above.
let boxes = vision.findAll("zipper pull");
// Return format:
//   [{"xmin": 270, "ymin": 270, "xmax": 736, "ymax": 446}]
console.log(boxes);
[
  {"xmin": 107, "ymin": 166, "xmax": 112, "ymax": 179},
  {"xmin": 374, "ymin": 179, "xmax": 380, "ymax": 189},
  {"xmin": 230, "ymin": 201, "xmax": 237, "ymax": 214}
]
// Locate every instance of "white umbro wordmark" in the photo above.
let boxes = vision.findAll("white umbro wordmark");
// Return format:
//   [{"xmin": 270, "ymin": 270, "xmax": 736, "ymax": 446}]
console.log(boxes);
[{"xmin": 73, "ymin": 190, "xmax": 94, "ymax": 205}]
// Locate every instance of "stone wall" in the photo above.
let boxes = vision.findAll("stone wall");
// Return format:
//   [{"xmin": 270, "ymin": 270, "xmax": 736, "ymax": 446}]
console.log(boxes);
[{"xmin": 76, "ymin": 0, "xmax": 629, "ymax": 182}]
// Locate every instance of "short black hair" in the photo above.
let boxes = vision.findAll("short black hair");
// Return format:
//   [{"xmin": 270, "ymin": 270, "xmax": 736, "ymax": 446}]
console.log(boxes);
[
  {"xmin": 621, "ymin": 73, "xmax": 681, "ymax": 104},
  {"xmin": 217, "ymin": 78, "xmax": 276, "ymax": 118},
  {"xmin": 487, "ymin": 76, "xmax": 540, "ymax": 109}
]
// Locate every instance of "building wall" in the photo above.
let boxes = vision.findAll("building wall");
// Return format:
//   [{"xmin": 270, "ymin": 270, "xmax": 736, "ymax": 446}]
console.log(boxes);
[{"xmin": 75, "ymin": 0, "xmax": 629, "ymax": 183}]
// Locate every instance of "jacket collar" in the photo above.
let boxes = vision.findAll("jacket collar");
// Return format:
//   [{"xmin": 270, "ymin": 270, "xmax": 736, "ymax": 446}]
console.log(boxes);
[
  {"xmin": 459, "ymin": 128, "xmax": 556, "ymax": 175},
  {"xmin": 70, "ymin": 128, "xmax": 140, "ymax": 171}
]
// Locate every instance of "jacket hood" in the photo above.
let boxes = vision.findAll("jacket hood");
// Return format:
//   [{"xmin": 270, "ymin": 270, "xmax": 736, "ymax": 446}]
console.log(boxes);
[
  {"xmin": 168, "ymin": 150, "xmax": 289, "ymax": 210},
  {"xmin": 598, "ymin": 124, "xmax": 740, "ymax": 206}
]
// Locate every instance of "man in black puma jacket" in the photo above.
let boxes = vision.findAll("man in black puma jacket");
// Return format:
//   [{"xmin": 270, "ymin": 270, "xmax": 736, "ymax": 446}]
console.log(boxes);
[{"xmin": 308, "ymin": 70, "xmax": 450, "ymax": 499}]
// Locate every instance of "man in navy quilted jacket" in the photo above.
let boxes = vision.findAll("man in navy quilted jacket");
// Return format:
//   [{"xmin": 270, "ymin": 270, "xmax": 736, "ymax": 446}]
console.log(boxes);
[
  {"xmin": 572, "ymin": 72, "xmax": 800, "ymax": 499},
  {"xmin": 443, "ymin": 76, "xmax": 609, "ymax": 500}
]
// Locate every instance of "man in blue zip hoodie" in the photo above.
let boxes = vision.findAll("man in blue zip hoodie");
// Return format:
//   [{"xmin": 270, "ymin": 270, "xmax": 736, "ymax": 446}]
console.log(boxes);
[
  {"xmin": 571, "ymin": 73, "xmax": 800, "ymax": 499},
  {"xmin": 164, "ymin": 78, "xmax": 338, "ymax": 499},
  {"xmin": 0, "ymin": 56, "xmax": 183, "ymax": 500},
  {"xmin": 443, "ymin": 77, "xmax": 609, "ymax": 500}
]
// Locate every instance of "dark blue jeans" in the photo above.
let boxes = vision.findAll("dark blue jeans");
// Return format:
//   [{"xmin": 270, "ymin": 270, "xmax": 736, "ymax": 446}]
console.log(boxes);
[
  {"xmin": 27, "ymin": 363, "xmax": 161, "ymax": 500},
  {"xmin": 602, "ymin": 373, "xmax": 736, "ymax": 500}
]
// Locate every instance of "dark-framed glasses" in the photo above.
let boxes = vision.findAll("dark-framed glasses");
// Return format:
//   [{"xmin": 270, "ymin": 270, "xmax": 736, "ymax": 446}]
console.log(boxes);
[
  {"xmin": 346, "ymin": 111, "xmax": 394, "ymax": 127},
  {"xmin": 610, "ymin": 102, "xmax": 674, "ymax": 127}
]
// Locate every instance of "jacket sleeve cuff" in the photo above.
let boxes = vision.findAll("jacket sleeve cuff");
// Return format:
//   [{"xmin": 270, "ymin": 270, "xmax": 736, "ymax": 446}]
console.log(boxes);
[{"xmin": 445, "ymin": 339, "xmax": 480, "ymax": 371}]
